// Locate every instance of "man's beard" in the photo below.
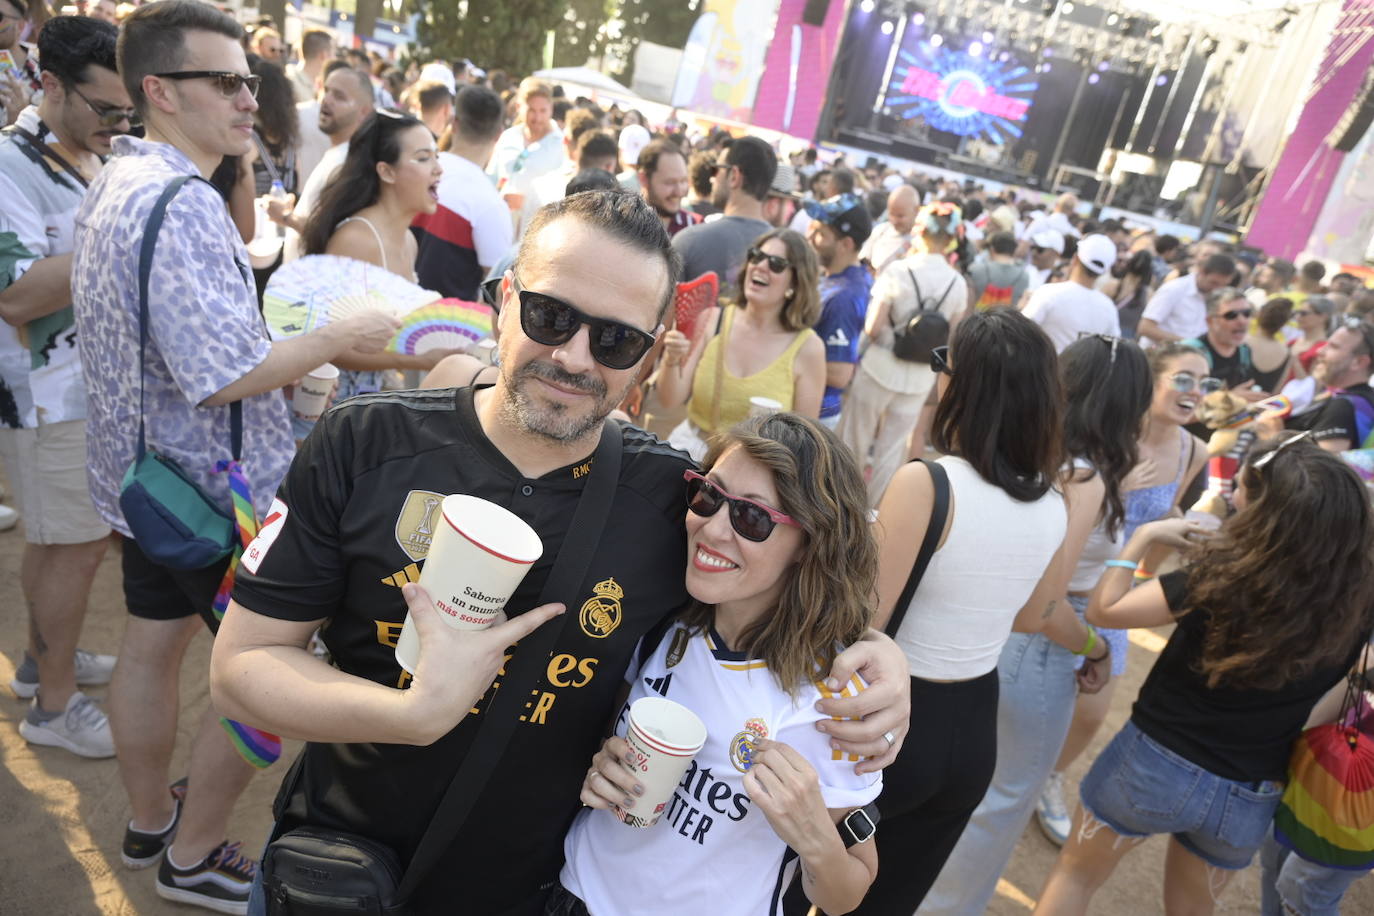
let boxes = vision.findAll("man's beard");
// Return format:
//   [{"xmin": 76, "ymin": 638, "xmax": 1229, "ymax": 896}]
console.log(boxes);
[
  {"xmin": 500, "ymin": 358, "xmax": 632, "ymax": 443},
  {"xmin": 649, "ymin": 194, "xmax": 678, "ymax": 219},
  {"xmin": 711, "ymin": 180, "xmax": 729, "ymax": 210}
]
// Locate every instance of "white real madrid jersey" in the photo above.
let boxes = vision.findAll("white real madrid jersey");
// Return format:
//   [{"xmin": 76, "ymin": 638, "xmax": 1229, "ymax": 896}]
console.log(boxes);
[{"xmin": 561, "ymin": 623, "xmax": 881, "ymax": 915}]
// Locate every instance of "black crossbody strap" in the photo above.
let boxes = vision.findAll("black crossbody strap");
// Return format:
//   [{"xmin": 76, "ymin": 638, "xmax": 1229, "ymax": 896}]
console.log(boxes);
[
  {"xmin": 883, "ymin": 459, "xmax": 949, "ymax": 639},
  {"xmin": 134, "ymin": 177, "xmax": 244, "ymax": 462},
  {"xmin": 395, "ymin": 420, "xmax": 625, "ymax": 903}
]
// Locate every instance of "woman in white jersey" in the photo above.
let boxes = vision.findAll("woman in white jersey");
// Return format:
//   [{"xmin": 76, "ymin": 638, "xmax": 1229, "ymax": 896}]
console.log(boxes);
[
  {"xmin": 557, "ymin": 413, "xmax": 882, "ymax": 916},
  {"xmin": 920, "ymin": 333, "xmax": 1154, "ymax": 914},
  {"xmin": 851, "ymin": 309, "xmax": 1071, "ymax": 913}
]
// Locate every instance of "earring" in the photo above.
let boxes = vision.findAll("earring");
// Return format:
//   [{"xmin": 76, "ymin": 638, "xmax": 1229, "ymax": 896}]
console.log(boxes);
[{"xmin": 786, "ymin": 288, "xmax": 794, "ymax": 298}]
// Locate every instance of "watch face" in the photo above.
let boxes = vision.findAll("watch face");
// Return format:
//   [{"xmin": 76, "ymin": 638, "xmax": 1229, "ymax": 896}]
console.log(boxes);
[{"xmin": 845, "ymin": 808, "xmax": 876, "ymax": 844}]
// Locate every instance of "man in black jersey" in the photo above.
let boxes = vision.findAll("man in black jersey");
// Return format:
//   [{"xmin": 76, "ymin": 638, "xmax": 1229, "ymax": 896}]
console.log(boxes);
[
  {"xmin": 211, "ymin": 191, "xmax": 912, "ymax": 915},
  {"xmin": 1283, "ymin": 320, "xmax": 1374, "ymax": 451}
]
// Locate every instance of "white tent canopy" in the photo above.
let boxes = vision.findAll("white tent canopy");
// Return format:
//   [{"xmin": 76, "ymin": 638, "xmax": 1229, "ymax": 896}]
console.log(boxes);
[{"xmin": 532, "ymin": 66, "xmax": 638, "ymax": 97}]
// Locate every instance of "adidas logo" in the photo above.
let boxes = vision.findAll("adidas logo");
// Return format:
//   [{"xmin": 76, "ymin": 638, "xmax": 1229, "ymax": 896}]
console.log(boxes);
[
  {"xmin": 827, "ymin": 328, "xmax": 849, "ymax": 347},
  {"xmin": 381, "ymin": 563, "xmax": 422, "ymax": 587},
  {"xmin": 643, "ymin": 673, "xmax": 673, "ymax": 697}
]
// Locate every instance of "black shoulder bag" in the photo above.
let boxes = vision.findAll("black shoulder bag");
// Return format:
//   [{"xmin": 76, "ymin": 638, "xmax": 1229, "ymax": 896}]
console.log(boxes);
[
  {"xmin": 890, "ymin": 271, "xmax": 959, "ymax": 364},
  {"xmin": 262, "ymin": 421, "xmax": 625, "ymax": 915},
  {"xmin": 883, "ymin": 459, "xmax": 950, "ymax": 638}
]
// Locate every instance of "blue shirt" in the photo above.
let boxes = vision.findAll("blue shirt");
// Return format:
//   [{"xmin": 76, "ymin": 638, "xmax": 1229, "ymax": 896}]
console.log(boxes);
[
  {"xmin": 72, "ymin": 136, "xmax": 294, "ymax": 536},
  {"xmin": 814, "ymin": 264, "xmax": 872, "ymax": 418}
]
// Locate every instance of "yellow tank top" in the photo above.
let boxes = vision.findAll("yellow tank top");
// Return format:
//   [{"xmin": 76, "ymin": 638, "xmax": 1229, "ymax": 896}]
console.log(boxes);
[{"xmin": 686, "ymin": 306, "xmax": 813, "ymax": 434}]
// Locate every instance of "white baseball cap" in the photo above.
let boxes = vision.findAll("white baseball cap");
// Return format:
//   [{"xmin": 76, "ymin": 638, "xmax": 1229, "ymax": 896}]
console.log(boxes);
[
  {"xmin": 1075, "ymin": 233, "xmax": 1119, "ymax": 275},
  {"xmin": 418, "ymin": 62, "xmax": 456, "ymax": 96},
  {"xmin": 618, "ymin": 124, "xmax": 651, "ymax": 167},
  {"xmin": 1030, "ymin": 228, "xmax": 1066, "ymax": 256}
]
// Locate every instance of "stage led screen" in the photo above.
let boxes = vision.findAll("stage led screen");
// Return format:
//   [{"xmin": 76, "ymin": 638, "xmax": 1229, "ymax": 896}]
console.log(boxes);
[{"xmin": 883, "ymin": 40, "xmax": 1038, "ymax": 144}]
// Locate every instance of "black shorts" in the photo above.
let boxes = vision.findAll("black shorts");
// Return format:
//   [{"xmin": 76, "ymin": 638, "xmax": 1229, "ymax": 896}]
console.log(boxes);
[{"xmin": 121, "ymin": 535, "xmax": 231, "ymax": 632}]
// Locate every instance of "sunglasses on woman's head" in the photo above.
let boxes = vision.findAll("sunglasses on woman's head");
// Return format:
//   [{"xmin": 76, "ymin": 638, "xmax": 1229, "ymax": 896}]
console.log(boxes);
[
  {"xmin": 747, "ymin": 247, "xmax": 791, "ymax": 274},
  {"xmin": 154, "ymin": 70, "xmax": 261, "ymax": 100},
  {"xmin": 511, "ymin": 272, "xmax": 656, "ymax": 370},
  {"xmin": 1168, "ymin": 372, "xmax": 1224, "ymax": 395},
  {"xmin": 683, "ymin": 470, "xmax": 800, "ymax": 542},
  {"xmin": 1250, "ymin": 430, "xmax": 1315, "ymax": 473}
]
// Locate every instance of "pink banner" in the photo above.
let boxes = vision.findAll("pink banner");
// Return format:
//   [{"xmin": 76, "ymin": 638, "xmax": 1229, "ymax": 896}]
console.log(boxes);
[
  {"xmin": 751, "ymin": 0, "xmax": 846, "ymax": 140},
  {"xmin": 1246, "ymin": 0, "xmax": 1374, "ymax": 258}
]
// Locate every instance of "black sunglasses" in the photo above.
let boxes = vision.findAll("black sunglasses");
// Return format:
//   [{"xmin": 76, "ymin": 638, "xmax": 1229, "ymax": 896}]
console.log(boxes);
[
  {"xmin": 68, "ymin": 83, "xmax": 140, "ymax": 129},
  {"xmin": 154, "ymin": 71, "xmax": 262, "ymax": 100},
  {"xmin": 512, "ymin": 272, "xmax": 657, "ymax": 370},
  {"xmin": 683, "ymin": 470, "xmax": 801, "ymax": 542},
  {"xmin": 747, "ymin": 247, "xmax": 791, "ymax": 274},
  {"xmin": 1219, "ymin": 308, "xmax": 1253, "ymax": 321},
  {"xmin": 930, "ymin": 345, "xmax": 952, "ymax": 375}
]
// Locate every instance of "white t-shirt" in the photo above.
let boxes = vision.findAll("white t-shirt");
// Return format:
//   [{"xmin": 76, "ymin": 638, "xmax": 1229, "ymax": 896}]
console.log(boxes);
[
  {"xmin": 284, "ymin": 140, "xmax": 348, "ymax": 262},
  {"xmin": 1022, "ymin": 280, "xmax": 1121, "ymax": 352},
  {"xmin": 1141, "ymin": 274, "xmax": 1207, "ymax": 347},
  {"xmin": 859, "ymin": 222, "xmax": 914, "ymax": 275},
  {"xmin": 489, "ymin": 124, "xmax": 567, "ymax": 190},
  {"xmin": 561, "ymin": 623, "xmax": 881, "ymax": 916},
  {"xmin": 861, "ymin": 253, "xmax": 967, "ymax": 394},
  {"xmin": 294, "ymin": 101, "xmax": 331, "ymax": 194}
]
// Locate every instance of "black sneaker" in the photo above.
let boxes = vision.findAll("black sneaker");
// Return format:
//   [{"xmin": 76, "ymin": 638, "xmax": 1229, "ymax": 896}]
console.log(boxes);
[
  {"xmin": 121, "ymin": 778, "xmax": 188, "ymax": 869},
  {"xmin": 156, "ymin": 840, "xmax": 255, "ymax": 915}
]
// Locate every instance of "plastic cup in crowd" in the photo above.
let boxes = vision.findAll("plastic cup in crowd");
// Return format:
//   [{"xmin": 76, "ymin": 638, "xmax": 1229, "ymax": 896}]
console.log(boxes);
[
  {"xmin": 395, "ymin": 494, "xmax": 543, "ymax": 674},
  {"xmin": 748, "ymin": 396, "xmax": 784, "ymax": 418},
  {"xmin": 291, "ymin": 363, "xmax": 339, "ymax": 421},
  {"xmin": 615, "ymin": 696, "xmax": 708, "ymax": 828}
]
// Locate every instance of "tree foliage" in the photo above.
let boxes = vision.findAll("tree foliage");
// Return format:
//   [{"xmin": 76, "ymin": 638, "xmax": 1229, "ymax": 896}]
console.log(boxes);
[
  {"xmin": 415, "ymin": 0, "xmax": 566, "ymax": 76},
  {"xmin": 606, "ymin": 0, "xmax": 701, "ymax": 80}
]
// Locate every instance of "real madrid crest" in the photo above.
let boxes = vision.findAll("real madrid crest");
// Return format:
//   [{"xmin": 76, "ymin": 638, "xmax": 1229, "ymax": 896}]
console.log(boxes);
[
  {"xmin": 579, "ymin": 577, "xmax": 623, "ymax": 638},
  {"xmin": 729, "ymin": 717, "xmax": 770, "ymax": 772},
  {"xmin": 394, "ymin": 490, "xmax": 445, "ymax": 561}
]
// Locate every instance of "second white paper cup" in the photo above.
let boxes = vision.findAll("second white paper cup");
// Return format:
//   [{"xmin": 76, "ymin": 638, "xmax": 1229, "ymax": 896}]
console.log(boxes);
[
  {"xmin": 615, "ymin": 696, "xmax": 707, "ymax": 828},
  {"xmin": 395, "ymin": 494, "xmax": 543, "ymax": 674},
  {"xmin": 292, "ymin": 363, "xmax": 339, "ymax": 420},
  {"xmin": 748, "ymin": 396, "xmax": 783, "ymax": 418}
]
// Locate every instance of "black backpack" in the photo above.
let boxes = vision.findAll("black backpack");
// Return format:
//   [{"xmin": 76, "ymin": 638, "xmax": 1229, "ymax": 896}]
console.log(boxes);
[{"xmin": 891, "ymin": 269, "xmax": 959, "ymax": 363}]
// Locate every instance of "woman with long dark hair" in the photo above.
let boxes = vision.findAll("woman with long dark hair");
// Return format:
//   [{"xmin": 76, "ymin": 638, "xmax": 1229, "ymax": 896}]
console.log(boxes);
[
  {"xmin": 850, "ymin": 310, "xmax": 1071, "ymax": 912},
  {"xmin": 300, "ymin": 111, "xmax": 448, "ymax": 400},
  {"xmin": 562, "ymin": 414, "xmax": 881, "ymax": 916},
  {"xmin": 1100, "ymin": 249, "xmax": 1155, "ymax": 339},
  {"xmin": 921, "ymin": 334, "xmax": 1153, "ymax": 913},
  {"xmin": 248, "ymin": 56, "xmax": 300, "ymax": 198},
  {"xmin": 1035, "ymin": 435, "xmax": 1374, "ymax": 915},
  {"xmin": 1037, "ymin": 341, "xmax": 1208, "ymax": 845},
  {"xmin": 658, "ymin": 229, "xmax": 826, "ymax": 460}
]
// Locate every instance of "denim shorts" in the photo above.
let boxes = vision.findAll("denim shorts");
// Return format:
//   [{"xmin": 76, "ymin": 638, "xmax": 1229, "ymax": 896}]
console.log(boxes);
[{"xmin": 1080, "ymin": 720, "xmax": 1285, "ymax": 869}]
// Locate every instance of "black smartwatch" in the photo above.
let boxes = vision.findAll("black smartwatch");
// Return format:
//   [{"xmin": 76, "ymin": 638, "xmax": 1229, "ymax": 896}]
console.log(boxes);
[{"xmin": 840, "ymin": 802, "xmax": 880, "ymax": 848}]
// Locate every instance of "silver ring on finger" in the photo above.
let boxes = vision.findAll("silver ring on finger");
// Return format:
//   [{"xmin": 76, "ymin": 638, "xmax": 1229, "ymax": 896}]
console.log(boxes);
[{"xmin": 882, "ymin": 730, "xmax": 896, "ymax": 747}]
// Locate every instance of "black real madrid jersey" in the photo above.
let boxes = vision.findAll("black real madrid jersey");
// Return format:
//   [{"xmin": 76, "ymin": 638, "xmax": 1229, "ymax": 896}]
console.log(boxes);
[{"xmin": 233, "ymin": 386, "xmax": 692, "ymax": 913}]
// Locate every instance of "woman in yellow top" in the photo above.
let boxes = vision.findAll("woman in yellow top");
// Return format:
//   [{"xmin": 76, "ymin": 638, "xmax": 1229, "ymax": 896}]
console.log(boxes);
[{"xmin": 658, "ymin": 229, "xmax": 827, "ymax": 460}]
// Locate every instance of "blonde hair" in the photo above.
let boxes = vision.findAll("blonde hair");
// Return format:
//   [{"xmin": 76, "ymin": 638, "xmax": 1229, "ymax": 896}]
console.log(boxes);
[{"xmin": 517, "ymin": 78, "xmax": 553, "ymax": 107}]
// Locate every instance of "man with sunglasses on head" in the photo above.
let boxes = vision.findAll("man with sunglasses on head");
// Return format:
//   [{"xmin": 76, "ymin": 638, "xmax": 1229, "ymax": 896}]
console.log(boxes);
[
  {"xmin": 212, "ymin": 190, "xmax": 914, "ymax": 916},
  {"xmin": 0, "ymin": 14, "xmax": 129, "ymax": 763},
  {"xmin": 1281, "ymin": 319, "xmax": 1374, "ymax": 451},
  {"xmin": 71, "ymin": 4, "xmax": 399, "ymax": 912}
]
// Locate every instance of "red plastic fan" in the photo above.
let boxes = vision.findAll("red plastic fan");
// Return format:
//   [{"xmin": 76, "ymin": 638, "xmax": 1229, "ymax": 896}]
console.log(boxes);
[{"xmin": 675, "ymin": 273, "xmax": 719, "ymax": 339}]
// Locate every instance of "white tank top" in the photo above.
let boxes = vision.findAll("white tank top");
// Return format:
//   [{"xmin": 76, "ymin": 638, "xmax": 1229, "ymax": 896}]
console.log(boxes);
[
  {"xmin": 894, "ymin": 456, "xmax": 1068, "ymax": 680},
  {"xmin": 1067, "ymin": 457, "xmax": 1125, "ymax": 593}
]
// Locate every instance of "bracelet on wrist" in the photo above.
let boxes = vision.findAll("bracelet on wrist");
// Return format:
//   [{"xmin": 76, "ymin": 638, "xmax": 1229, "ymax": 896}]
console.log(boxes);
[
  {"xmin": 1073, "ymin": 625, "xmax": 1098, "ymax": 657},
  {"xmin": 1087, "ymin": 647, "xmax": 1110, "ymax": 664},
  {"xmin": 1104, "ymin": 559, "xmax": 1138, "ymax": 571}
]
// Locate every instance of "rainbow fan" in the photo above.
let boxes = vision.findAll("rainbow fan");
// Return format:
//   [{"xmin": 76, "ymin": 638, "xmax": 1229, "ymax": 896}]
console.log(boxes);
[{"xmin": 390, "ymin": 299, "xmax": 494, "ymax": 355}]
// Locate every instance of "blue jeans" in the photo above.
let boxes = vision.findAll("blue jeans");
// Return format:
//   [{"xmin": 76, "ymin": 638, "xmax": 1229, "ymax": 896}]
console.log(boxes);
[
  {"xmin": 246, "ymin": 840, "xmax": 268, "ymax": 916},
  {"xmin": 1259, "ymin": 833, "xmax": 1370, "ymax": 915},
  {"xmin": 918, "ymin": 631, "xmax": 1080, "ymax": 914},
  {"xmin": 1081, "ymin": 720, "xmax": 1284, "ymax": 869}
]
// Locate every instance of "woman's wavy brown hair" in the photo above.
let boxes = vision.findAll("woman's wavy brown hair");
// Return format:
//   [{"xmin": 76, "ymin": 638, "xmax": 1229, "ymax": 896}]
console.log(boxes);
[
  {"xmin": 1185, "ymin": 435, "xmax": 1374, "ymax": 689},
  {"xmin": 679, "ymin": 413, "xmax": 878, "ymax": 697},
  {"xmin": 731, "ymin": 229, "xmax": 822, "ymax": 332}
]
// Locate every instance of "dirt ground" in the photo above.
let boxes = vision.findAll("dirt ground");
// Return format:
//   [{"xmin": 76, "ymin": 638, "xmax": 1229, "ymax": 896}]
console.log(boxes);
[{"xmin": 0, "ymin": 527, "xmax": 1370, "ymax": 915}]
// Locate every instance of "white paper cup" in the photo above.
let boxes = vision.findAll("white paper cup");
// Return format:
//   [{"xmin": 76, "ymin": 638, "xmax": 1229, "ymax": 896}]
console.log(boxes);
[
  {"xmin": 748, "ymin": 396, "xmax": 783, "ymax": 418},
  {"xmin": 395, "ymin": 494, "xmax": 543, "ymax": 674},
  {"xmin": 615, "ymin": 696, "xmax": 707, "ymax": 828},
  {"xmin": 292, "ymin": 363, "xmax": 340, "ymax": 420}
]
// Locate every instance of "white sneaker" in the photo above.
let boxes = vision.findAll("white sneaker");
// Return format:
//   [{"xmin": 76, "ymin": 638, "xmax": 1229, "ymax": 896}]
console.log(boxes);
[
  {"xmin": 0, "ymin": 503, "xmax": 19, "ymax": 532},
  {"xmin": 1036, "ymin": 770, "xmax": 1072, "ymax": 846},
  {"xmin": 18, "ymin": 690, "xmax": 116, "ymax": 758},
  {"xmin": 10, "ymin": 648, "xmax": 117, "ymax": 699}
]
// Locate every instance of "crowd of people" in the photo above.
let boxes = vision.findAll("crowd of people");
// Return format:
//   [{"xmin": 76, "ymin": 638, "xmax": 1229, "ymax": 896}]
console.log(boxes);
[{"xmin": 2, "ymin": 1, "xmax": 1373, "ymax": 915}]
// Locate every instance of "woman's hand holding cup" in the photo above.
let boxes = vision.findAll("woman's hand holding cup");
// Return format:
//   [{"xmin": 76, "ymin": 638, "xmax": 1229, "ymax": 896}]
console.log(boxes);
[
  {"xmin": 579, "ymin": 736, "xmax": 645, "ymax": 812},
  {"xmin": 397, "ymin": 582, "xmax": 563, "ymax": 745}
]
